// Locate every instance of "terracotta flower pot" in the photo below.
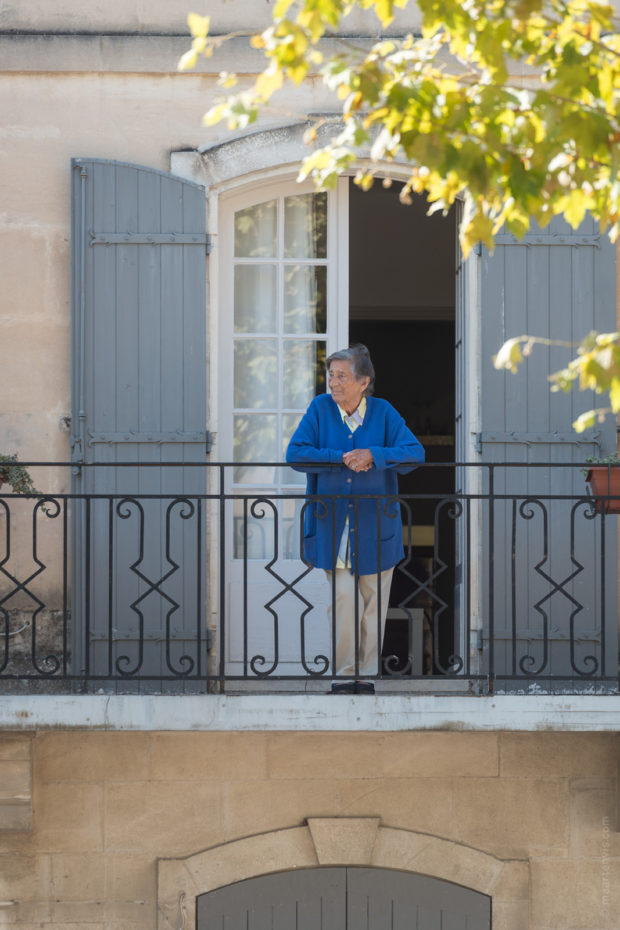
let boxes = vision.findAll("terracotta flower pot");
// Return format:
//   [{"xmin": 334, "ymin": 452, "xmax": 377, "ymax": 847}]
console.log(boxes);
[{"xmin": 585, "ymin": 466, "xmax": 620, "ymax": 514}]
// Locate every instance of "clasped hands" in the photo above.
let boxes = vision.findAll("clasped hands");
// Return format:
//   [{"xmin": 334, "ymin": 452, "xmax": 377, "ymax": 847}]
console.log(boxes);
[{"xmin": 343, "ymin": 449, "xmax": 373, "ymax": 472}]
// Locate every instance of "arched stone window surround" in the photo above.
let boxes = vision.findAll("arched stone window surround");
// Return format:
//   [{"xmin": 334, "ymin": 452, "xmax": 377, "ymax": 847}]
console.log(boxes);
[
  {"xmin": 171, "ymin": 121, "xmax": 420, "ymax": 195},
  {"xmin": 157, "ymin": 817, "xmax": 528, "ymax": 930}
]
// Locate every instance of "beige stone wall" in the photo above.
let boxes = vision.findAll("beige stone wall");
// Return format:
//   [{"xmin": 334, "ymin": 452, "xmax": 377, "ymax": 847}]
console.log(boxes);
[
  {"xmin": 0, "ymin": 729, "xmax": 618, "ymax": 929},
  {"xmin": 0, "ymin": 0, "xmax": 423, "ymax": 37}
]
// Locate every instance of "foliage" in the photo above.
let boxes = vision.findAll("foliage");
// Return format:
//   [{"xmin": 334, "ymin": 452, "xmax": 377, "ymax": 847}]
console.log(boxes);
[
  {"xmin": 181, "ymin": 0, "xmax": 620, "ymax": 256},
  {"xmin": 581, "ymin": 449, "xmax": 619, "ymax": 477},
  {"xmin": 180, "ymin": 0, "xmax": 620, "ymax": 429},
  {"xmin": 493, "ymin": 330, "xmax": 620, "ymax": 431},
  {"xmin": 0, "ymin": 454, "xmax": 42, "ymax": 496}
]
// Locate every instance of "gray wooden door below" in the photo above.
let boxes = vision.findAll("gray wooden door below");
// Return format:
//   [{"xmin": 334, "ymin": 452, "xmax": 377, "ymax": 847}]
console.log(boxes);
[{"xmin": 196, "ymin": 867, "xmax": 491, "ymax": 929}]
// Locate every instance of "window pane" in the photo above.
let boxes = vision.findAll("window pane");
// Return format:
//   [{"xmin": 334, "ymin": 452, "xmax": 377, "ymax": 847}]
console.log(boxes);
[
  {"xmin": 283, "ymin": 265, "xmax": 327, "ymax": 334},
  {"xmin": 233, "ymin": 414, "xmax": 277, "ymax": 485},
  {"xmin": 282, "ymin": 413, "xmax": 305, "ymax": 486},
  {"xmin": 234, "ymin": 340, "xmax": 277, "ymax": 409},
  {"xmin": 284, "ymin": 192, "xmax": 327, "ymax": 259},
  {"xmin": 283, "ymin": 340, "xmax": 326, "ymax": 409},
  {"xmin": 233, "ymin": 496, "xmax": 302, "ymax": 559},
  {"xmin": 234, "ymin": 265, "xmax": 277, "ymax": 333},
  {"xmin": 235, "ymin": 200, "xmax": 277, "ymax": 257}
]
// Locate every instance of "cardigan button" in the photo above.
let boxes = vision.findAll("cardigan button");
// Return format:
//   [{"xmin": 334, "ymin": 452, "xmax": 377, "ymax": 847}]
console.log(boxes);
[{"xmin": 347, "ymin": 478, "xmax": 352, "ymax": 483}]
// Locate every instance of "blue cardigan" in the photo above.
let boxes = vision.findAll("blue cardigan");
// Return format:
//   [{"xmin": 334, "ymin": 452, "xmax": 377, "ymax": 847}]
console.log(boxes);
[{"xmin": 286, "ymin": 394, "xmax": 425, "ymax": 574}]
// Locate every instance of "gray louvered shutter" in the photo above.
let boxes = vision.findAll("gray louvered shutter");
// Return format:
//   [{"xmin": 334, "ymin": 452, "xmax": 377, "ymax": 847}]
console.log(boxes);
[
  {"xmin": 70, "ymin": 158, "xmax": 208, "ymax": 691},
  {"xmin": 479, "ymin": 215, "xmax": 617, "ymax": 691}
]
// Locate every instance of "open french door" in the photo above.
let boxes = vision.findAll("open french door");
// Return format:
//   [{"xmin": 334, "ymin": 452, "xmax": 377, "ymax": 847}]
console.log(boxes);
[{"xmin": 218, "ymin": 177, "xmax": 348, "ymax": 679}]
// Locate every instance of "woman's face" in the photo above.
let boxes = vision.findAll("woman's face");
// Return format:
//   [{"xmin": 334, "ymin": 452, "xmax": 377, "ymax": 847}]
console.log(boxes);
[{"xmin": 327, "ymin": 359, "xmax": 370, "ymax": 412}]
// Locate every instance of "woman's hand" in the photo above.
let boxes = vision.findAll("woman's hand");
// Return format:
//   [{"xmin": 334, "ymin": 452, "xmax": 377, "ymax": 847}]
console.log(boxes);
[{"xmin": 343, "ymin": 449, "xmax": 374, "ymax": 472}]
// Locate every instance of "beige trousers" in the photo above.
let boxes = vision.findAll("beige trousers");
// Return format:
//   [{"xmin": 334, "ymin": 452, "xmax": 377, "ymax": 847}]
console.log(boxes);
[{"xmin": 325, "ymin": 567, "xmax": 394, "ymax": 677}]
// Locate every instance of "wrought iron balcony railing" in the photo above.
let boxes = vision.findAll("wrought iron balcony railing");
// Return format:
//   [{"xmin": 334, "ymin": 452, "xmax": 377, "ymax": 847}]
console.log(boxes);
[{"xmin": 0, "ymin": 462, "xmax": 618, "ymax": 695}]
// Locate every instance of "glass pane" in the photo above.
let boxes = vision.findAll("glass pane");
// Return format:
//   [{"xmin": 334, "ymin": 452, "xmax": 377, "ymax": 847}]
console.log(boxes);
[
  {"xmin": 282, "ymin": 413, "xmax": 305, "ymax": 486},
  {"xmin": 233, "ymin": 414, "xmax": 278, "ymax": 485},
  {"xmin": 234, "ymin": 265, "xmax": 277, "ymax": 333},
  {"xmin": 284, "ymin": 265, "xmax": 327, "ymax": 334},
  {"xmin": 235, "ymin": 200, "xmax": 277, "ymax": 258},
  {"xmin": 233, "ymin": 497, "xmax": 302, "ymax": 559},
  {"xmin": 284, "ymin": 192, "xmax": 327, "ymax": 259},
  {"xmin": 234, "ymin": 340, "xmax": 277, "ymax": 409},
  {"xmin": 283, "ymin": 341, "xmax": 326, "ymax": 409}
]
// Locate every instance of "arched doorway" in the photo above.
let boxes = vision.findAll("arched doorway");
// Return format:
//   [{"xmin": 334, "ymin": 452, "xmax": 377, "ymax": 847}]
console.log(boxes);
[{"xmin": 196, "ymin": 866, "xmax": 491, "ymax": 929}]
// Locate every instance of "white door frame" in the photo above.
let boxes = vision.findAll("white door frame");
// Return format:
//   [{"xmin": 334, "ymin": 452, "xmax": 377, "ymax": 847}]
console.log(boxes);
[{"xmin": 171, "ymin": 140, "xmax": 482, "ymax": 682}]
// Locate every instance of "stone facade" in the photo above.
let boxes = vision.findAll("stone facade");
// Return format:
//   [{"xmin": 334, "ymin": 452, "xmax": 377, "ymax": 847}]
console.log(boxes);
[{"xmin": 0, "ymin": 730, "xmax": 618, "ymax": 929}]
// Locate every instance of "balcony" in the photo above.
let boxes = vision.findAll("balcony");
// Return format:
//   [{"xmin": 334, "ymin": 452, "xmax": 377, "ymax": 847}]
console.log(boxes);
[{"xmin": 0, "ymin": 462, "xmax": 618, "ymax": 701}]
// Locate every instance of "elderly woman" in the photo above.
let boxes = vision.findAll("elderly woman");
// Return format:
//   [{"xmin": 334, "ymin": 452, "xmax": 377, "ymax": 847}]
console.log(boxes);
[{"xmin": 286, "ymin": 344, "xmax": 424, "ymax": 693}]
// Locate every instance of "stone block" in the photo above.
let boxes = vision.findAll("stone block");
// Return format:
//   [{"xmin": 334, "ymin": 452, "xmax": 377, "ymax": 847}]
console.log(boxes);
[
  {"xmin": 500, "ymin": 732, "xmax": 618, "ymax": 777},
  {"xmin": 370, "ymin": 824, "xmax": 434, "ymax": 871},
  {"xmin": 105, "ymin": 781, "xmax": 222, "ymax": 856},
  {"xmin": 36, "ymin": 732, "xmax": 151, "ymax": 783},
  {"xmin": 491, "ymin": 900, "xmax": 530, "ymax": 930},
  {"xmin": 307, "ymin": 817, "xmax": 380, "ymax": 864},
  {"xmin": 186, "ymin": 826, "xmax": 318, "ymax": 892},
  {"xmin": 103, "ymin": 898, "xmax": 155, "ymax": 925},
  {"xmin": 381, "ymin": 731, "xmax": 499, "ymax": 777},
  {"xmin": 0, "ymin": 734, "xmax": 33, "ymax": 760},
  {"xmin": 0, "ymin": 853, "xmax": 49, "ymax": 900},
  {"xmin": 106, "ymin": 854, "xmax": 156, "ymax": 903},
  {"xmin": 0, "ymin": 734, "xmax": 32, "ymax": 831},
  {"xmin": 0, "ymin": 802, "xmax": 32, "ymax": 831},
  {"xmin": 531, "ymin": 858, "xmax": 620, "ymax": 929},
  {"xmin": 337, "ymin": 776, "xmax": 455, "ymax": 837},
  {"xmin": 489, "ymin": 860, "xmax": 529, "ymax": 901},
  {"xmin": 453, "ymin": 776, "xmax": 570, "ymax": 858},
  {"xmin": 150, "ymin": 732, "xmax": 268, "ymax": 781},
  {"xmin": 0, "ymin": 760, "xmax": 31, "ymax": 800},
  {"xmin": 412, "ymin": 838, "xmax": 504, "ymax": 895},
  {"xmin": 35, "ymin": 782, "xmax": 104, "ymax": 852},
  {"xmin": 221, "ymin": 777, "xmax": 346, "ymax": 839},
  {"xmin": 266, "ymin": 732, "xmax": 382, "ymax": 779},
  {"xmin": 49, "ymin": 853, "xmax": 106, "ymax": 900},
  {"xmin": 569, "ymin": 777, "xmax": 617, "ymax": 857}
]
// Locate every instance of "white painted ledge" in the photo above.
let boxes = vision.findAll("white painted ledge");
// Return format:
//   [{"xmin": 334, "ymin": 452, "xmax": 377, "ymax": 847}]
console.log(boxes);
[{"xmin": 1, "ymin": 694, "xmax": 620, "ymax": 731}]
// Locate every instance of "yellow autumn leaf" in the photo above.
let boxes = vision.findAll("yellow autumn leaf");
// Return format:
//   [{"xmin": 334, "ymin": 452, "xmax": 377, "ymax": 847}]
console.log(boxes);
[
  {"xmin": 609, "ymin": 376, "xmax": 620, "ymax": 411},
  {"xmin": 218, "ymin": 72, "xmax": 238, "ymax": 89},
  {"xmin": 255, "ymin": 67, "xmax": 284, "ymax": 99},
  {"xmin": 178, "ymin": 49, "xmax": 198, "ymax": 72},
  {"xmin": 203, "ymin": 103, "xmax": 229, "ymax": 127},
  {"xmin": 564, "ymin": 189, "xmax": 589, "ymax": 228},
  {"xmin": 187, "ymin": 13, "xmax": 210, "ymax": 39},
  {"xmin": 493, "ymin": 338, "xmax": 524, "ymax": 374},
  {"xmin": 573, "ymin": 409, "xmax": 598, "ymax": 432}
]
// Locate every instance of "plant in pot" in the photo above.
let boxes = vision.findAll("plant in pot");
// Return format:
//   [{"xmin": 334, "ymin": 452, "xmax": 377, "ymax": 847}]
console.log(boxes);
[{"xmin": 583, "ymin": 453, "xmax": 620, "ymax": 514}]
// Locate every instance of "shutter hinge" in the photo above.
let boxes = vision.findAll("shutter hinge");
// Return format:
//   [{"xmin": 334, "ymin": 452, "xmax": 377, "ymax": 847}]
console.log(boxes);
[
  {"xmin": 206, "ymin": 430, "xmax": 214, "ymax": 455},
  {"xmin": 475, "ymin": 430, "xmax": 601, "ymax": 451},
  {"xmin": 474, "ymin": 241, "xmax": 482, "ymax": 256},
  {"xmin": 206, "ymin": 234, "xmax": 213, "ymax": 255},
  {"xmin": 206, "ymin": 627, "xmax": 214, "ymax": 651}
]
